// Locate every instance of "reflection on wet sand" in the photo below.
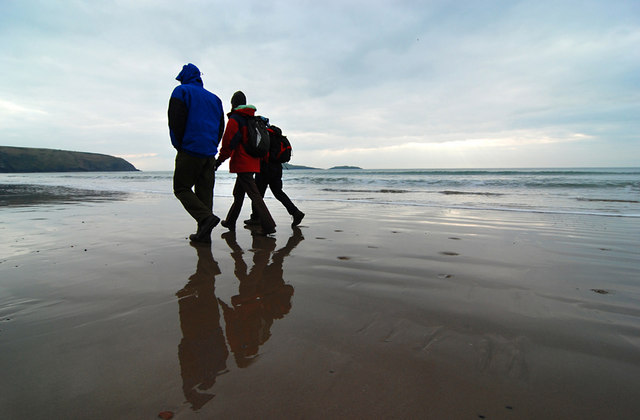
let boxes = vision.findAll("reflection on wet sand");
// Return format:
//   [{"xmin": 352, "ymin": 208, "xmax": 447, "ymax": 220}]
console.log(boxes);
[
  {"xmin": 176, "ymin": 244, "xmax": 228, "ymax": 410},
  {"xmin": 219, "ymin": 228, "xmax": 304, "ymax": 368},
  {"xmin": 176, "ymin": 228, "xmax": 304, "ymax": 410}
]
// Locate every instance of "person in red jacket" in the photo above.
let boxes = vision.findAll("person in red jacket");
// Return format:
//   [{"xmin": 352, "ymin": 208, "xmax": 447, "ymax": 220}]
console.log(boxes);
[{"xmin": 215, "ymin": 91, "xmax": 276, "ymax": 235}]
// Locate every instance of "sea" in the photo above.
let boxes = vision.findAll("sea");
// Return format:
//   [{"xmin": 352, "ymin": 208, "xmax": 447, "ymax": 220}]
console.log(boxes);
[{"xmin": 1, "ymin": 168, "xmax": 639, "ymax": 218}]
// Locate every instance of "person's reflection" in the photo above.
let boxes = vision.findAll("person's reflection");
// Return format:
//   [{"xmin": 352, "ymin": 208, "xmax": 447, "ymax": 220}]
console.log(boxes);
[
  {"xmin": 218, "ymin": 227, "xmax": 304, "ymax": 368},
  {"xmin": 176, "ymin": 243, "xmax": 229, "ymax": 410}
]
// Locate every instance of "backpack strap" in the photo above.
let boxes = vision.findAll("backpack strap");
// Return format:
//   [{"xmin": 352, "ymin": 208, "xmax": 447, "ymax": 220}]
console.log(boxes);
[{"xmin": 228, "ymin": 114, "xmax": 247, "ymax": 150}]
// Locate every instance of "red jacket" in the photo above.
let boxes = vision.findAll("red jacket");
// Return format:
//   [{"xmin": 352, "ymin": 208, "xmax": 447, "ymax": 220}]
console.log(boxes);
[{"xmin": 217, "ymin": 106, "xmax": 260, "ymax": 173}]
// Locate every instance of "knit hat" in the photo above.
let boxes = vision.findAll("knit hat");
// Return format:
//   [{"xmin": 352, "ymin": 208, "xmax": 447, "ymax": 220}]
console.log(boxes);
[{"xmin": 231, "ymin": 91, "xmax": 246, "ymax": 109}]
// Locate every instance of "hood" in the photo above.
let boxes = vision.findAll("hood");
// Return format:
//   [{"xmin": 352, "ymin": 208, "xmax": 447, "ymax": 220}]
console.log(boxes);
[
  {"xmin": 176, "ymin": 63, "xmax": 202, "ymax": 86},
  {"xmin": 228, "ymin": 104, "xmax": 256, "ymax": 117}
]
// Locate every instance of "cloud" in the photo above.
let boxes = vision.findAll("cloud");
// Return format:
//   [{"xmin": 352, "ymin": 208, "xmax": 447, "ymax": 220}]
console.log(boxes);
[
  {"xmin": 118, "ymin": 153, "xmax": 158, "ymax": 159},
  {"xmin": 0, "ymin": 99, "xmax": 47, "ymax": 116},
  {"xmin": 1, "ymin": 0, "xmax": 638, "ymax": 169}
]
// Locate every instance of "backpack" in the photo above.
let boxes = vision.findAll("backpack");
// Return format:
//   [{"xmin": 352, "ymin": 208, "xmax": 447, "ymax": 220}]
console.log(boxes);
[
  {"xmin": 268, "ymin": 125, "xmax": 292, "ymax": 163},
  {"xmin": 231, "ymin": 114, "xmax": 270, "ymax": 158}
]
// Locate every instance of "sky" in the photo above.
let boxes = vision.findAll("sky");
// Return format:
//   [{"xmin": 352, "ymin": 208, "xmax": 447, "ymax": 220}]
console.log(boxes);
[{"xmin": 1, "ymin": 0, "xmax": 639, "ymax": 171}]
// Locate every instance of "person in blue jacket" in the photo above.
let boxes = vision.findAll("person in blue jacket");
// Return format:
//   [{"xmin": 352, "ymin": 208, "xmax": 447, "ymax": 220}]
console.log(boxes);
[{"xmin": 169, "ymin": 63, "xmax": 225, "ymax": 243}]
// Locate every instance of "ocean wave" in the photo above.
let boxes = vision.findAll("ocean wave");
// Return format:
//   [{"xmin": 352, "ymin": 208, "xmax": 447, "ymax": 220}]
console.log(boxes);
[
  {"xmin": 3, "ymin": 169, "xmax": 638, "ymax": 217},
  {"xmin": 290, "ymin": 174, "xmax": 638, "ymax": 190},
  {"xmin": 117, "ymin": 175, "xmax": 172, "ymax": 180},
  {"xmin": 305, "ymin": 168, "xmax": 640, "ymax": 176},
  {"xmin": 440, "ymin": 190, "xmax": 505, "ymax": 197},
  {"xmin": 576, "ymin": 198, "xmax": 640, "ymax": 204},
  {"xmin": 321, "ymin": 188, "xmax": 410, "ymax": 193},
  {"xmin": 518, "ymin": 181, "xmax": 638, "ymax": 189}
]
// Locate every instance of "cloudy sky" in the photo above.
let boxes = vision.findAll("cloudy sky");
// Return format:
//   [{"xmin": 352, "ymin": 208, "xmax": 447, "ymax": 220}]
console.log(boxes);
[{"xmin": 1, "ymin": 0, "xmax": 638, "ymax": 170}]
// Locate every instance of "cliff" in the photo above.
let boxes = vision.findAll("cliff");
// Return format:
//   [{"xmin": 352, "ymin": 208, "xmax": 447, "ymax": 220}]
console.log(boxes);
[{"xmin": 0, "ymin": 146, "xmax": 138, "ymax": 173}]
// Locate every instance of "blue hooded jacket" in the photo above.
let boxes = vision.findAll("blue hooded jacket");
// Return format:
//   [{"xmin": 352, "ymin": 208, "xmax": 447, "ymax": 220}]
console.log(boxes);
[{"xmin": 168, "ymin": 63, "xmax": 224, "ymax": 158}]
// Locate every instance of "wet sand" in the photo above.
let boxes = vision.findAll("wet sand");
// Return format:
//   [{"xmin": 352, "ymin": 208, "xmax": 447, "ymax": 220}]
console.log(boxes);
[{"xmin": 1, "ymin": 193, "xmax": 639, "ymax": 419}]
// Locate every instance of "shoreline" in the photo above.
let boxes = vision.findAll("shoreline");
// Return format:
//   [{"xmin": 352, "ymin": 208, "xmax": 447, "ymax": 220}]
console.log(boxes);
[
  {"xmin": 1, "ymin": 193, "xmax": 639, "ymax": 418},
  {"xmin": 2, "ymin": 167, "xmax": 639, "ymax": 220}
]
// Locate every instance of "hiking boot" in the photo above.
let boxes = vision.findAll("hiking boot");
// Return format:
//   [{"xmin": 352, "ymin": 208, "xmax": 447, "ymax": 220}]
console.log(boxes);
[
  {"xmin": 189, "ymin": 233, "xmax": 209, "ymax": 243},
  {"xmin": 291, "ymin": 211, "xmax": 305, "ymax": 227},
  {"xmin": 243, "ymin": 218, "xmax": 260, "ymax": 226},
  {"xmin": 221, "ymin": 219, "xmax": 235, "ymax": 231},
  {"xmin": 190, "ymin": 214, "xmax": 220, "ymax": 243}
]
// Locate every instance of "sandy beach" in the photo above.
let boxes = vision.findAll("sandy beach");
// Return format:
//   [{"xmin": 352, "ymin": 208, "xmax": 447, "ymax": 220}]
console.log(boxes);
[{"xmin": 1, "ymin": 192, "xmax": 639, "ymax": 419}]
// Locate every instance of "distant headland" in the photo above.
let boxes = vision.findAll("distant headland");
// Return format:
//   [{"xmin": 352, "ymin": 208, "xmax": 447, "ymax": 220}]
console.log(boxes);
[
  {"xmin": 0, "ymin": 146, "xmax": 138, "ymax": 173},
  {"xmin": 282, "ymin": 163, "xmax": 320, "ymax": 170},
  {"xmin": 329, "ymin": 165, "xmax": 362, "ymax": 170}
]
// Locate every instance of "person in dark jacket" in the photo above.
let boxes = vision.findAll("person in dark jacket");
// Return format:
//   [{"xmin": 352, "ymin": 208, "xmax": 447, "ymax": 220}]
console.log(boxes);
[
  {"xmin": 168, "ymin": 63, "xmax": 224, "ymax": 243},
  {"xmin": 246, "ymin": 124, "xmax": 304, "ymax": 228},
  {"xmin": 215, "ymin": 91, "xmax": 276, "ymax": 235},
  {"xmin": 175, "ymin": 243, "xmax": 228, "ymax": 410},
  {"xmin": 217, "ymin": 227, "xmax": 302, "ymax": 368}
]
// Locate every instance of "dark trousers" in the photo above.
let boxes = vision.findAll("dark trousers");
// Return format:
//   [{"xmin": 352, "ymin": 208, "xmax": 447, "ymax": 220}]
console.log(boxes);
[
  {"xmin": 173, "ymin": 151, "xmax": 216, "ymax": 223},
  {"xmin": 225, "ymin": 172, "xmax": 276, "ymax": 230},
  {"xmin": 253, "ymin": 162, "xmax": 299, "ymax": 217}
]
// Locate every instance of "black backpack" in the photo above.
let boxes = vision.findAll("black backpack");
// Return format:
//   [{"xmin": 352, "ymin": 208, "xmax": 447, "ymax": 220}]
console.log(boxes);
[
  {"xmin": 231, "ymin": 114, "xmax": 270, "ymax": 158},
  {"xmin": 268, "ymin": 125, "xmax": 292, "ymax": 163}
]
